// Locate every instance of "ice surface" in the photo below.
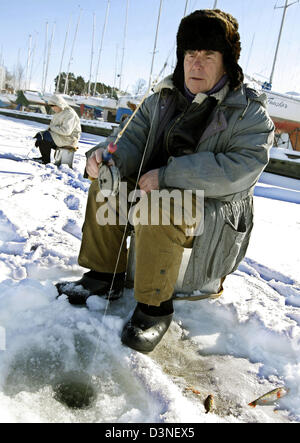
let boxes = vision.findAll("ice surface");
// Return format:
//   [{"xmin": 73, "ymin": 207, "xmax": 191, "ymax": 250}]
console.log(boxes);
[{"xmin": 0, "ymin": 114, "xmax": 299, "ymax": 423}]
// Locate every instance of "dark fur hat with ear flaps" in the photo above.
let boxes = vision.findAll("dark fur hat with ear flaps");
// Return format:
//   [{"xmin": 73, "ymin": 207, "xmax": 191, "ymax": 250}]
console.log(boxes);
[{"xmin": 173, "ymin": 9, "xmax": 244, "ymax": 92}]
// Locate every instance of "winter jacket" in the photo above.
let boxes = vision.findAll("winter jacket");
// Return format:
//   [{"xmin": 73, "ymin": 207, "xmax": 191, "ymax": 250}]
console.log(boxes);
[
  {"xmin": 88, "ymin": 76, "xmax": 274, "ymax": 296},
  {"xmin": 47, "ymin": 95, "xmax": 81, "ymax": 148}
]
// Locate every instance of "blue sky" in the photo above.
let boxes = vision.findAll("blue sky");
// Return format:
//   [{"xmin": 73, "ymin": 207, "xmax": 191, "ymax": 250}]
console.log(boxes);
[{"xmin": 1, "ymin": 0, "xmax": 300, "ymax": 94}]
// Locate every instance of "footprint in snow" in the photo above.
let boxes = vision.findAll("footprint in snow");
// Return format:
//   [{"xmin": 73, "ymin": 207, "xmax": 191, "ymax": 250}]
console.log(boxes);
[
  {"xmin": 0, "ymin": 210, "xmax": 26, "ymax": 243},
  {"xmin": 241, "ymin": 257, "xmax": 295, "ymax": 285},
  {"xmin": 238, "ymin": 258, "xmax": 300, "ymax": 309},
  {"xmin": 62, "ymin": 219, "xmax": 82, "ymax": 240},
  {"xmin": 64, "ymin": 195, "xmax": 80, "ymax": 211}
]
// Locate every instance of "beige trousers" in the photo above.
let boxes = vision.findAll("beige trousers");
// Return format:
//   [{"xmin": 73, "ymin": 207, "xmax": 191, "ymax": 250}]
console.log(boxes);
[{"xmin": 78, "ymin": 179, "xmax": 197, "ymax": 306}]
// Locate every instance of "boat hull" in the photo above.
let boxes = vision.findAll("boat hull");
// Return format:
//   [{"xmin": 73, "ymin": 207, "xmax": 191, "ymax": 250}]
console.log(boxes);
[{"xmin": 266, "ymin": 91, "xmax": 300, "ymax": 151}]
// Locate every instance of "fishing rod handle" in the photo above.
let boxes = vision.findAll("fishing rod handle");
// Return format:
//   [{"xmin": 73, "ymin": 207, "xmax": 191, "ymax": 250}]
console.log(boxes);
[{"xmin": 88, "ymin": 142, "xmax": 117, "ymax": 181}]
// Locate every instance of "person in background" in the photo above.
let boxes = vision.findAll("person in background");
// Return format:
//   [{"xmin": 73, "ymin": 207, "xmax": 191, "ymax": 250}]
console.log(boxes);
[{"xmin": 33, "ymin": 94, "xmax": 81, "ymax": 164}]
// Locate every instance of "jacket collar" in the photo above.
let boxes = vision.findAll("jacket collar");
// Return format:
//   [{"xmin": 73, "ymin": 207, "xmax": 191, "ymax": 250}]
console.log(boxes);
[
  {"xmin": 154, "ymin": 75, "xmax": 229, "ymax": 106},
  {"xmin": 222, "ymin": 84, "xmax": 268, "ymax": 108},
  {"xmin": 154, "ymin": 75, "xmax": 268, "ymax": 109}
]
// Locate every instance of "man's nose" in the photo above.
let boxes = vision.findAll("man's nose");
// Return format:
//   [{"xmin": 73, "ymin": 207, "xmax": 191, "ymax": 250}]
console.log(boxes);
[{"xmin": 192, "ymin": 53, "xmax": 205, "ymax": 68}]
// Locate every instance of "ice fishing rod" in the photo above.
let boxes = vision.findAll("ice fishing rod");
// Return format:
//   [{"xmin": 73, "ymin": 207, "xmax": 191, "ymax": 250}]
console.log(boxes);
[{"xmin": 94, "ymin": 59, "xmax": 170, "ymax": 197}]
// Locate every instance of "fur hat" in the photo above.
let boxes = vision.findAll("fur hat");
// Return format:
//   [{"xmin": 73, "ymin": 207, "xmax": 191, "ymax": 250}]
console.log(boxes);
[{"xmin": 173, "ymin": 9, "xmax": 244, "ymax": 92}]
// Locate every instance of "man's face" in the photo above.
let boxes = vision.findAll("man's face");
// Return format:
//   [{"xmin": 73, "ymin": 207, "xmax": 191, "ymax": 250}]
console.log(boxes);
[{"xmin": 184, "ymin": 50, "xmax": 225, "ymax": 94}]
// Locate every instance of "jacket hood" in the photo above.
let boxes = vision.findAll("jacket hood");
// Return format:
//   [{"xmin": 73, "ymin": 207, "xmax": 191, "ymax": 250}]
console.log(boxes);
[{"xmin": 47, "ymin": 94, "xmax": 69, "ymax": 109}]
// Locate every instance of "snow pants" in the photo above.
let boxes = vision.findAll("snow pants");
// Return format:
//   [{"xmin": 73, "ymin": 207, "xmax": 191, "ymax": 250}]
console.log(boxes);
[
  {"xmin": 35, "ymin": 130, "xmax": 57, "ymax": 163},
  {"xmin": 78, "ymin": 179, "xmax": 198, "ymax": 306}
]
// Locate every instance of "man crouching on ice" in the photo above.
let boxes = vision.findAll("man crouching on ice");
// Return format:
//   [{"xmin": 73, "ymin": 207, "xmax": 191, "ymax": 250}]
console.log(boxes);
[{"xmin": 56, "ymin": 9, "xmax": 274, "ymax": 353}]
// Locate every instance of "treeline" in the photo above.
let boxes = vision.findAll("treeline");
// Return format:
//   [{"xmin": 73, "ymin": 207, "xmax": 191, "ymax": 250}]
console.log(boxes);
[{"xmin": 54, "ymin": 72, "xmax": 119, "ymax": 98}]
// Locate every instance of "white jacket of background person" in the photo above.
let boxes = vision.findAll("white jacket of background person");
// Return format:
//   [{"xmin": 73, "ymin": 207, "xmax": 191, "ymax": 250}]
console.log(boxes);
[{"xmin": 47, "ymin": 94, "xmax": 81, "ymax": 148}]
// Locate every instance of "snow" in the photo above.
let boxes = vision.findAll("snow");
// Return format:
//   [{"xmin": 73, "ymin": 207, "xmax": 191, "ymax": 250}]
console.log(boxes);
[
  {"xmin": 0, "ymin": 95, "xmax": 12, "ymax": 105},
  {"xmin": 0, "ymin": 113, "xmax": 299, "ymax": 423},
  {"xmin": 254, "ymin": 170, "xmax": 300, "ymax": 204}
]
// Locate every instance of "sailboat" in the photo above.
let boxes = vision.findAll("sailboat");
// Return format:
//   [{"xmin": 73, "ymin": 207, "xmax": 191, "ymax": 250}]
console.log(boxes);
[
  {"xmin": 256, "ymin": 0, "xmax": 300, "ymax": 153},
  {"xmin": 252, "ymin": 0, "xmax": 300, "ymax": 179},
  {"xmin": 264, "ymin": 87, "xmax": 300, "ymax": 179},
  {"xmin": 266, "ymin": 89, "xmax": 300, "ymax": 151}
]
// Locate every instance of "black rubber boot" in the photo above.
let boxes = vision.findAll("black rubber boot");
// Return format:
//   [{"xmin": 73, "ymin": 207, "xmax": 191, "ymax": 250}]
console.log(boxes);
[
  {"xmin": 56, "ymin": 271, "xmax": 125, "ymax": 305},
  {"xmin": 38, "ymin": 142, "xmax": 52, "ymax": 164},
  {"xmin": 121, "ymin": 302, "xmax": 173, "ymax": 353}
]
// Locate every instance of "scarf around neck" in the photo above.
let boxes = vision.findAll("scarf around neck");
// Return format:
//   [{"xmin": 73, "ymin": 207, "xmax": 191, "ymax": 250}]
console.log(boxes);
[{"xmin": 184, "ymin": 74, "xmax": 229, "ymax": 102}]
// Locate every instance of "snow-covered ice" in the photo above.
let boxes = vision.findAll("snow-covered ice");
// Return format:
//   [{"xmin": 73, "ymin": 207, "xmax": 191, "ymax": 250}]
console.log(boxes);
[{"xmin": 0, "ymin": 114, "xmax": 299, "ymax": 423}]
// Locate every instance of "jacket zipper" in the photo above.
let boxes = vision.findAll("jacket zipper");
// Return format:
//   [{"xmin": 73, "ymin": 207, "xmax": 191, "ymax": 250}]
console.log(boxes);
[
  {"xmin": 165, "ymin": 103, "xmax": 199, "ymax": 154},
  {"xmin": 165, "ymin": 114, "xmax": 184, "ymax": 154}
]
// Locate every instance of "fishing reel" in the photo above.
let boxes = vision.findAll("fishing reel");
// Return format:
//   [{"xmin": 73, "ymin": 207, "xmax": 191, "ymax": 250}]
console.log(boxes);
[
  {"xmin": 98, "ymin": 163, "xmax": 120, "ymax": 197},
  {"xmin": 97, "ymin": 143, "xmax": 121, "ymax": 197}
]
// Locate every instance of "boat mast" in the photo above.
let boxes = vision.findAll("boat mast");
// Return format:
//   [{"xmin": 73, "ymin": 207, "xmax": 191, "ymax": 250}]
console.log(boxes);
[
  {"xmin": 93, "ymin": 0, "xmax": 110, "ymax": 96},
  {"xmin": 213, "ymin": 0, "xmax": 218, "ymax": 8},
  {"xmin": 88, "ymin": 12, "xmax": 96, "ymax": 95},
  {"xmin": 25, "ymin": 34, "xmax": 32, "ymax": 90},
  {"xmin": 29, "ymin": 34, "xmax": 37, "ymax": 90},
  {"xmin": 44, "ymin": 23, "xmax": 56, "ymax": 93},
  {"xmin": 41, "ymin": 22, "xmax": 48, "ymax": 92},
  {"xmin": 168, "ymin": 0, "xmax": 188, "ymax": 77},
  {"xmin": 149, "ymin": 0, "xmax": 163, "ymax": 89},
  {"xmin": 184, "ymin": 0, "xmax": 189, "ymax": 16},
  {"xmin": 269, "ymin": 0, "xmax": 299, "ymax": 87},
  {"xmin": 64, "ymin": 8, "xmax": 82, "ymax": 95},
  {"xmin": 15, "ymin": 48, "xmax": 21, "ymax": 90},
  {"xmin": 56, "ymin": 15, "xmax": 71, "ymax": 93},
  {"xmin": 119, "ymin": 0, "xmax": 129, "ymax": 92},
  {"xmin": 113, "ymin": 44, "xmax": 119, "ymax": 97},
  {"xmin": 245, "ymin": 33, "xmax": 255, "ymax": 74}
]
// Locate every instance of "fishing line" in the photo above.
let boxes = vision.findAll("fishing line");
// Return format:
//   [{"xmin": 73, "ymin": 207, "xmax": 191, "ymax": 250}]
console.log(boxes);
[
  {"xmin": 103, "ymin": 86, "xmax": 163, "ymax": 314},
  {"xmin": 101, "ymin": 54, "xmax": 175, "ymax": 311},
  {"xmin": 92, "ymin": 44, "xmax": 176, "ymax": 312},
  {"xmin": 79, "ymin": 87, "xmax": 164, "ymax": 408},
  {"xmin": 58, "ymin": 36, "xmax": 177, "ymax": 406},
  {"xmin": 80, "ymin": 51, "xmax": 176, "ymax": 406}
]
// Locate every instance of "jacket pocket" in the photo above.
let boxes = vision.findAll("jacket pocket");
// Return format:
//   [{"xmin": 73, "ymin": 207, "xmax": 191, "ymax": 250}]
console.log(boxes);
[{"xmin": 207, "ymin": 222, "xmax": 247, "ymax": 280}]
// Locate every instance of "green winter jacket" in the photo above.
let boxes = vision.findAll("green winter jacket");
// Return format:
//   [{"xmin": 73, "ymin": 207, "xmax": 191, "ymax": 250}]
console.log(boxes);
[{"xmin": 89, "ymin": 76, "xmax": 274, "ymax": 296}]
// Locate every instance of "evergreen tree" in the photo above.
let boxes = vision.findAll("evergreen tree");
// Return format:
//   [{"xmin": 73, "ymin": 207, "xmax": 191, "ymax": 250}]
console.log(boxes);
[
  {"xmin": 54, "ymin": 72, "xmax": 119, "ymax": 98},
  {"xmin": 54, "ymin": 72, "xmax": 76, "ymax": 94},
  {"xmin": 73, "ymin": 76, "xmax": 86, "ymax": 95},
  {"xmin": 89, "ymin": 81, "xmax": 119, "ymax": 98}
]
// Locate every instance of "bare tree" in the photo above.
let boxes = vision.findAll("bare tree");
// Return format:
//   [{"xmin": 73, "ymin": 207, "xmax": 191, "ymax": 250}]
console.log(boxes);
[
  {"xmin": 5, "ymin": 69, "xmax": 14, "ymax": 90},
  {"xmin": 15, "ymin": 63, "xmax": 25, "ymax": 90}
]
